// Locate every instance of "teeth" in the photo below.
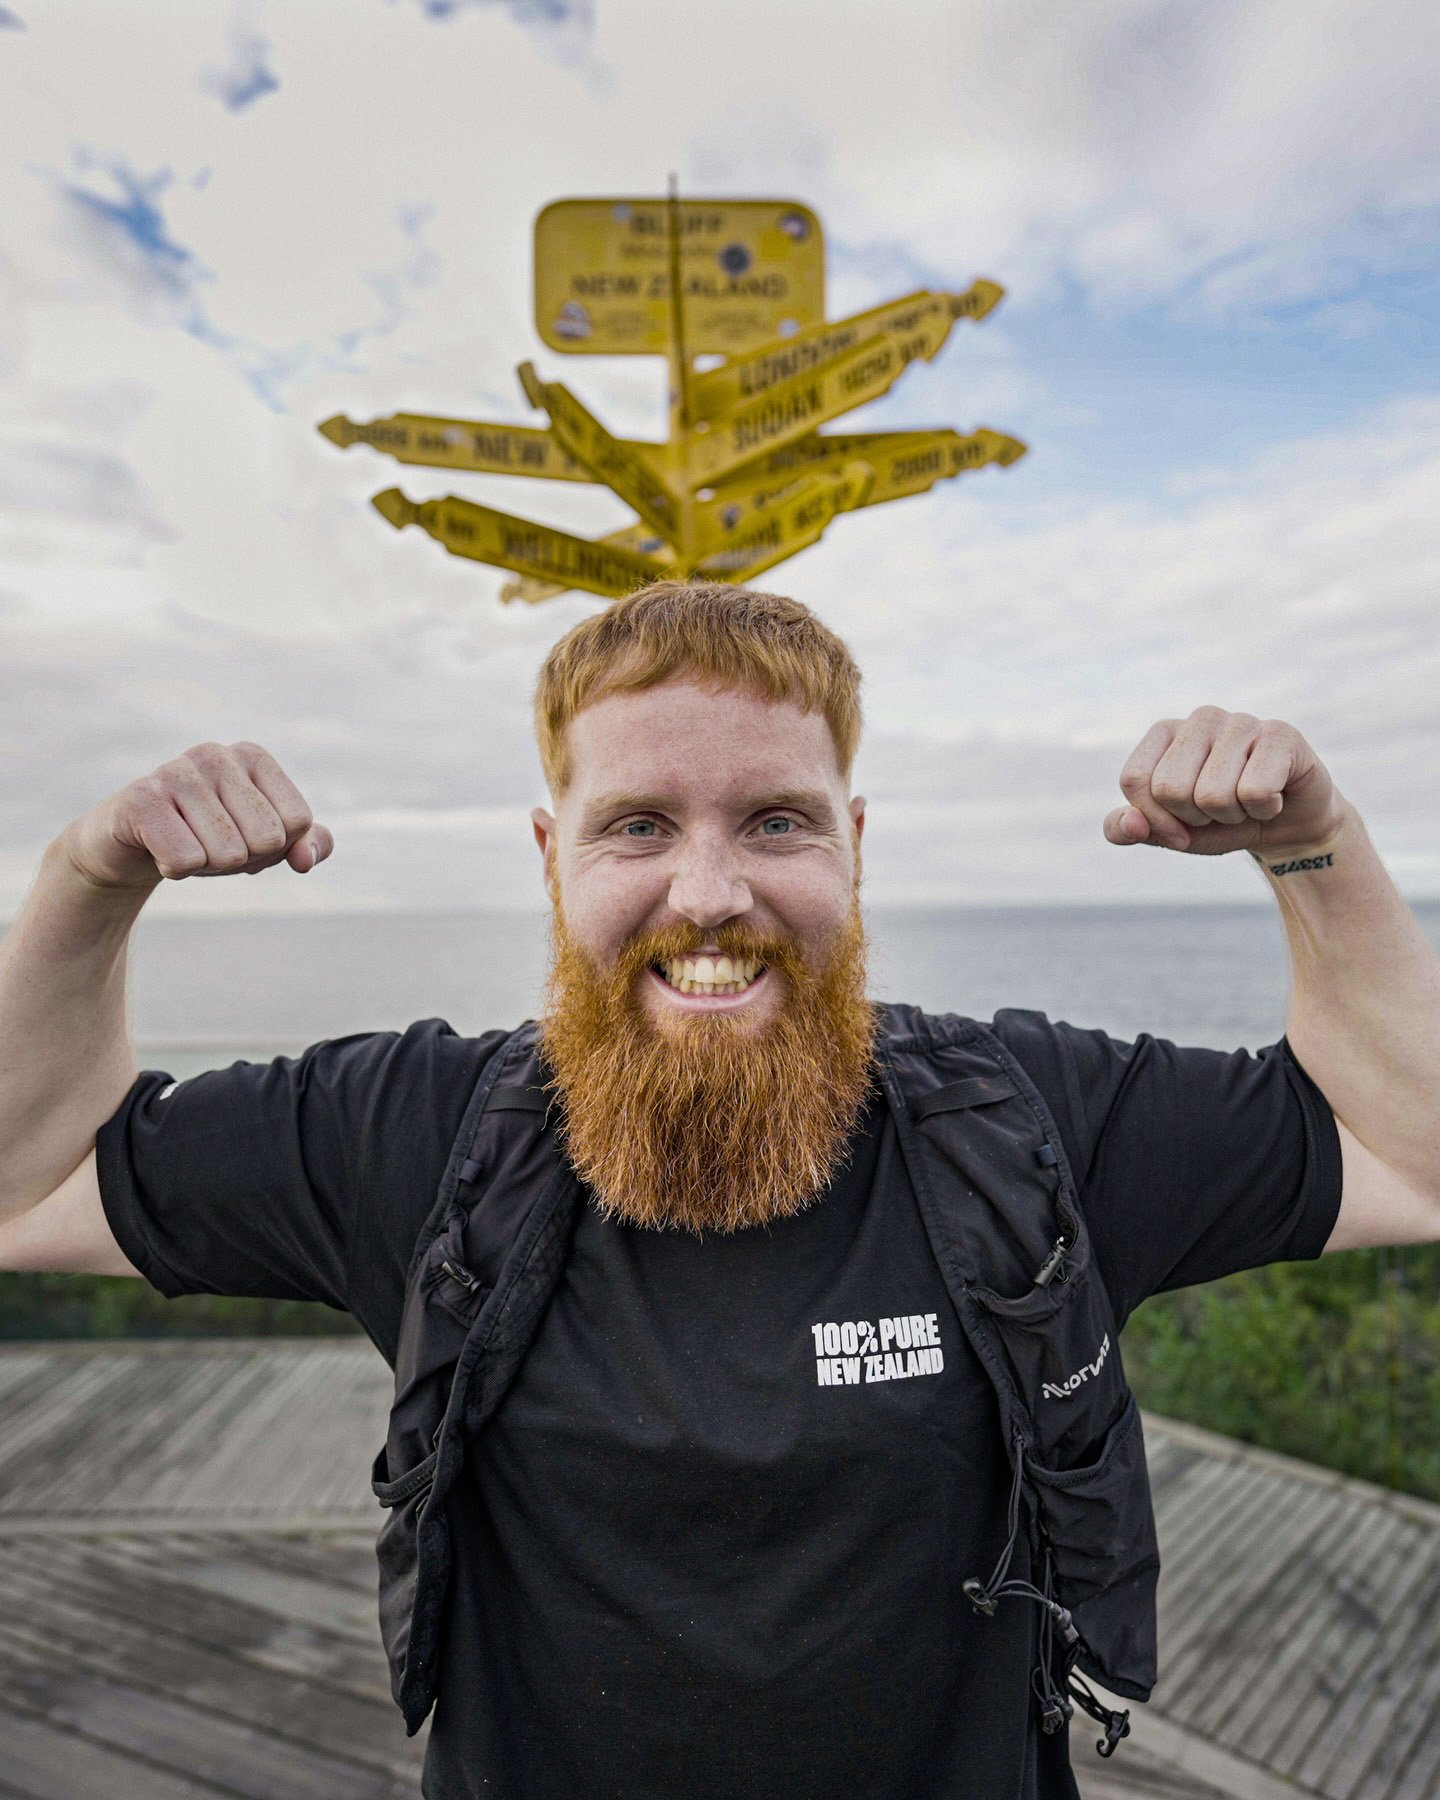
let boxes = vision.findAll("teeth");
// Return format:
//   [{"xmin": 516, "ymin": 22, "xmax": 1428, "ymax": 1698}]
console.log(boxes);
[{"xmin": 658, "ymin": 955, "xmax": 764, "ymax": 995}]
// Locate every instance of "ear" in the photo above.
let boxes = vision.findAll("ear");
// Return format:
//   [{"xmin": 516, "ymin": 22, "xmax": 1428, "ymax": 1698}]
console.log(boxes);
[
  {"xmin": 531, "ymin": 807, "xmax": 557, "ymax": 888},
  {"xmin": 849, "ymin": 794, "xmax": 866, "ymax": 842}
]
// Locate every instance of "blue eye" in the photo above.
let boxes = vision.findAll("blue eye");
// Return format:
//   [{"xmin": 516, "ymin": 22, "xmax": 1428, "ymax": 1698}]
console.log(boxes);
[
  {"xmin": 760, "ymin": 816, "xmax": 794, "ymax": 835},
  {"xmin": 622, "ymin": 820, "xmax": 657, "ymax": 837}
]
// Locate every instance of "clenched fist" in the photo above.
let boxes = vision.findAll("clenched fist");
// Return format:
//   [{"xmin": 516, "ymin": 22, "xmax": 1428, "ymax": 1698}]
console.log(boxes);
[
  {"xmin": 59, "ymin": 742, "xmax": 332, "ymax": 890},
  {"xmin": 1103, "ymin": 707, "xmax": 1349, "ymax": 857}
]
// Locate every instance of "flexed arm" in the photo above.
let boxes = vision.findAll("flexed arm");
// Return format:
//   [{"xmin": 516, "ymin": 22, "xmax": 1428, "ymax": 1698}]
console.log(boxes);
[
  {"xmin": 1102, "ymin": 706, "xmax": 1440, "ymax": 1253},
  {"xmin": 0, "ymin": 742, "xmax": 331, "ymax": 1269}
]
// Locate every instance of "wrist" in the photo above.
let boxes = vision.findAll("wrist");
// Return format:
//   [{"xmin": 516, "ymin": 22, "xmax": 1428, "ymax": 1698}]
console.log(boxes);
[
  {"xmin": 45, "ymin": 828, "xmax": 161, "ymax": 913},
  {"xmin": 1249, "ymin": 797, "xmax": 1360, "ymax": 875}
]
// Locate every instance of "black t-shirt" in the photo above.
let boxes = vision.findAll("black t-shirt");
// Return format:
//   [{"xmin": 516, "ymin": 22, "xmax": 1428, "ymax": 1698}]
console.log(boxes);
[{"xmin": 96, "ymin": 1009, "xmax": 1342, "ymax": 1800}]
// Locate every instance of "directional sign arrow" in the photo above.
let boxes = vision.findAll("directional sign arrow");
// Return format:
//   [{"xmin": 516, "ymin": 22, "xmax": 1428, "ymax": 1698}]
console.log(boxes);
[
  {"xmin": 372, "ymin": 488, "xmax": 668, "ymax": 599},
  {"xmin": 517, "ymin": 363, "xmax": 681, "ymax": 543},
  {"xmin": 702, "ymin": 426, "xmax": 1027, "ymax": 514},
  {"xmin": 689, "ymin": 281, "xmax": 1004, "ymax": 423},
  {"xmin": 680, "ymin": 327, "xmax": 950, "ymax": 489},
  {"xmin": 318, "ymin": 412, "xmax": 595, "ymax": 481},
  {"xmin": 499, "ymin": 524, "xmax": 675, "ymax": 605},
  {"xmin": 694, "ymin": 460, "xmax": 875, "ymax": 581},
  {"xmin": 841, "ymin": 425, "xmax": 1027, "ymax": 507}
]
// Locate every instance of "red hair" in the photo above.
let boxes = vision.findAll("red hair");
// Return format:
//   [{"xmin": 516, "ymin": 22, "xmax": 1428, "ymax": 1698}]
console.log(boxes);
[{"xmin": 533, "ymin": 580, "xmax": 863, "ymax": 798}]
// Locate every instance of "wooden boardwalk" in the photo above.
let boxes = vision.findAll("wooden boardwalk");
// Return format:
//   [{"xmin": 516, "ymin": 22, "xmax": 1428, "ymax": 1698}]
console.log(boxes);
[{"xmin": 0, "ymin": 1340, "xmax": 1435, "ymax": 1799}]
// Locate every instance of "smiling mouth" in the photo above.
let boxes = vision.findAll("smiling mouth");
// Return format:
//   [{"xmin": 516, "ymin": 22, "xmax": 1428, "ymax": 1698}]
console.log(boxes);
[{"xmin": 649, "ymin": 955, "xmax": 769, "ymax": 1000}]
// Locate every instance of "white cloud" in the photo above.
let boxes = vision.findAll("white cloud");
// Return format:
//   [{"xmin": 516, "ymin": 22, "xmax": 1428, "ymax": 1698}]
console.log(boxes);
[{"xmin": 0, "ymin": 0, "xmax": 1436, "ymax": 918}]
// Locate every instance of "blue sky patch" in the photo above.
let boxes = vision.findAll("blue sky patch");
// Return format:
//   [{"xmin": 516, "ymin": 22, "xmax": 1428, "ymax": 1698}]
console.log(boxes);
[{"xmin": 201, "ymin": 28, "xmax": 280, "ymax": 111}]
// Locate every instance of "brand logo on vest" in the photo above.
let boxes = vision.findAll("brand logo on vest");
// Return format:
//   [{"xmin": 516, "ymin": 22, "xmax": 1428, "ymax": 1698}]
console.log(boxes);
[{"xmin": 1041, "ymin": 1332, "xmax": 1110, "ymax": 1400}]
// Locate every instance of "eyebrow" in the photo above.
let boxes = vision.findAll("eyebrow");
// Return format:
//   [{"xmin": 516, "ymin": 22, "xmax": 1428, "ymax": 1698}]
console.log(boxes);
[{"xmin": 579, "ymin": 788, "xmax": 840, "ymax": 830}]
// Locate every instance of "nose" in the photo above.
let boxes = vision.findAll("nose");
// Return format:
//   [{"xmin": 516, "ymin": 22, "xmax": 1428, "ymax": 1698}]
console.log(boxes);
[{"xmin": 667, "ymin": 832, "xmax": 753, "ymax": 932}]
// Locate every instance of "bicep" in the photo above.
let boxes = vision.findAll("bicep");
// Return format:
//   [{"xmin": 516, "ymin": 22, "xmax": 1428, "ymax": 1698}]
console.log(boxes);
[
  {"xmin": 1322, "ymin": 1119, "xmax": 1440, "ymax": 1252},
  {"xmin": 0, "ymin": 1147, "xmax": 142, "ymax": 1277}
]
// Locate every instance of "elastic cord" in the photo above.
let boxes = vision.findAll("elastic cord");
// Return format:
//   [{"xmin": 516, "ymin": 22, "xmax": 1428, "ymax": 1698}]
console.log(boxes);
[{"xmin": 962, "ymin": 1429, "xmax": 1131, "ymax": 1755}]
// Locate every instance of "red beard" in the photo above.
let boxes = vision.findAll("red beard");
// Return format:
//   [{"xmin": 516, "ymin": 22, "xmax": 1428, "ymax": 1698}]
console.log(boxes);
[{"xmin": 537, "ymin": 888, "xmax": 878, "ymax": 1235}]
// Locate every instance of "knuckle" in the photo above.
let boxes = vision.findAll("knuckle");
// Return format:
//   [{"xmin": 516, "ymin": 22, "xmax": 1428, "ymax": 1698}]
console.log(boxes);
[
  {"xmin": 1193, "ymin": 783, "xmax": 1233, "ymax": 815},
  {"xmin": 1118, "ymin": 768, "xmax": 1149, "ymax": 798},
  {"xmin": 1151, "ymin": 775, "xmax": 1189, "ymax": 808}
]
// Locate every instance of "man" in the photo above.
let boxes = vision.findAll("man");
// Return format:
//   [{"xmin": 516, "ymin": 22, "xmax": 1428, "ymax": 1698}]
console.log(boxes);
[{"xmin": 1, "ymin": 579, "xmax": 1438, "ymax": 1800}]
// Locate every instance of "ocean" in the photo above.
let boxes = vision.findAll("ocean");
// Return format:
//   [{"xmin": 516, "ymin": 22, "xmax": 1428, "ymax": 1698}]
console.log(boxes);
[{"xmin": 123, "ymin": 900, "xmax": 1440, "ymax": 1079}]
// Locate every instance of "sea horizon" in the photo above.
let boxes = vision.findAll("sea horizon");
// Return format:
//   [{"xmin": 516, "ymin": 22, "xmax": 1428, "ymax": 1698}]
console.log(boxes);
[{"xmin": 86, "ymin": 900, "xmax": 1440, "ymax": 1076}]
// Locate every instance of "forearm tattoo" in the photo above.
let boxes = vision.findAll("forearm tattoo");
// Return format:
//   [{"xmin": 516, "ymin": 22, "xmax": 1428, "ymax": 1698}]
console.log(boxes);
[{"xmin": 1251, "ymin": 851, "xmax": 1336, "ymax": 877}]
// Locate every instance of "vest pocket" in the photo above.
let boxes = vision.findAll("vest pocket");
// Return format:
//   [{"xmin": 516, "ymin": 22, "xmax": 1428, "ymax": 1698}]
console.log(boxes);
[
  {"xmin": 1024, "ymin": 1390, "xmax": 1160, "ymax": 1694},
  {"xmin": 371, "ymin": 1444, "xmax": 450, "ymax": 1732}
]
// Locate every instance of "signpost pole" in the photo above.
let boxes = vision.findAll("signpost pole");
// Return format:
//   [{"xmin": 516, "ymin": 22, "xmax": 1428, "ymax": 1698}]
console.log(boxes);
[{"xmin": 666, "ymin": 174, "xmax": 695, "ymax": 563}]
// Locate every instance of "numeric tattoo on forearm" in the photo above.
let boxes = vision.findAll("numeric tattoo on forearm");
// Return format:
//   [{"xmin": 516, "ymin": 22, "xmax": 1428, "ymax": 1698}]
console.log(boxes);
[{"xmin": 1256, "ymin": 851, "xmax": 1336, "ymax": 877}]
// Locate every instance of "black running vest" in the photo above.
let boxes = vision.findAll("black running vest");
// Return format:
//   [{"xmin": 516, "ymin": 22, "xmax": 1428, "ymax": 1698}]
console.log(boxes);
[{"xmin": 370, "ymin": 1002, "xmax": 1159, "ymax": 1760}]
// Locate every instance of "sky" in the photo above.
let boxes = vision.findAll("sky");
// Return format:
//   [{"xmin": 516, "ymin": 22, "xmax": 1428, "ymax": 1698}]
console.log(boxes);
[{"xmin": 1, "ymin": 0, "xmax": 1437, "ymax": 917}]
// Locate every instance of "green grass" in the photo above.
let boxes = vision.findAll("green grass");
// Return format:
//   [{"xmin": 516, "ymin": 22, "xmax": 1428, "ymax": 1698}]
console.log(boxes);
[
  {"xmin": 0, "ymin": 1273, "xmax": 361, "ymax": 1341},
  {"xmin": 1122, "ymin": 1243, "xmax": 1440, "ymax": 1501}
]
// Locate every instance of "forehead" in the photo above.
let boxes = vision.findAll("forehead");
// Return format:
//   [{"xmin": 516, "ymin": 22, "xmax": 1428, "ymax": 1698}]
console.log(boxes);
[{"xmin": 564, "ymin": 678, "xmax": 843, "ymax": 802}]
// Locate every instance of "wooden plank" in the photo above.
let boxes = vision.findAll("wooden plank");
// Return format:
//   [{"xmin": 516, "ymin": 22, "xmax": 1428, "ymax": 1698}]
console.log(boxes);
[
  {"xmin": 1290, "ymin": 1532, "xmax": 1440, "ymax": 1795},
  {"xmin": 1217, "ymin": 1502, "xmax": 1411, "ymax": 1756},
  {"xmin": 1351, "ymin": 1648, "xmax": 1440, "ymax": 1800},
  {"xmin": 0, "ymin": 1345, "xmax": 386, "ymax": 1522},
  {"xmin": 136, "ymin": 1354, "xmax": 287, "ymax": 1511},
  {"xmin": 223, "ymin": 1531, "xmax": 380, "ymax": 1595},
  {"xmin": 0, "ymin": 1536, "xmax": 392, "ymax": 1705},
  {"xmin": 1, "ymin": 1355, "xmax": 227, "ymax": 1513},
  {"xmin": 106, "ymin": 1533, "xmax": 379, "ymax": 1642},
  {"xmin": 153, "ymin": 1352, "xmax": 333, "ymax": 1514},
  {"xmin": 0, "ymin": 1353, "xmax": 138, "ymax": 1486},
  {"xmin": 1181, "ymin": 1491, "xmax": 1376, "ymax": 1734},
  {"xmin": 0, "ymin": 1646, "xmax": 408, "ymax": 1800},
  {"xmin": 1155, "ymin": 1476, "xmax": 1339, "ymax": 1690},
  {"xmin": 1075, "ymin": 1741, "xmax": 1232, "ymax": 1800},
  {"xmin": 1252, "ymin": 1504, "xmax": 1426, "ymax": 1776},
  {"xmin": 0, "ymin": 1569, "xmax": 422, "ymax": 1785},
  {"xmin": 0, "ymin": 1351, "xmax": 51, "ymax": 1409},
  {"xmin": 0, "ymin": 1706, "xmax": 231, "ymax": 1800},
  {"xmin": 1152, "ymin": 1459, "xmax": 1277, "ymax": 1605},
  {"xmin": 1145, "ymin": 1440, "xmax": 1208, "ymax": 1506}
]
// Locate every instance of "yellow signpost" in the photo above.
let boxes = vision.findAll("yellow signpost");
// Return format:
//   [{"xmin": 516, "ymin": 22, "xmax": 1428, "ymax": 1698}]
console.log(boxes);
[
  {"xmin": 533, "ymin": 197, "xmax": 826, "ymax": 355},
  {"xmin": 372, "ymin": 489, "xmax": 670, "ymax": 599},
  {"xmin": 317, "ymin": 413, "xmax": 594, "ymax": 481},
  {"xmin": 319, "ymin": 184, "xmax": 1026, "ymax": 602}
]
